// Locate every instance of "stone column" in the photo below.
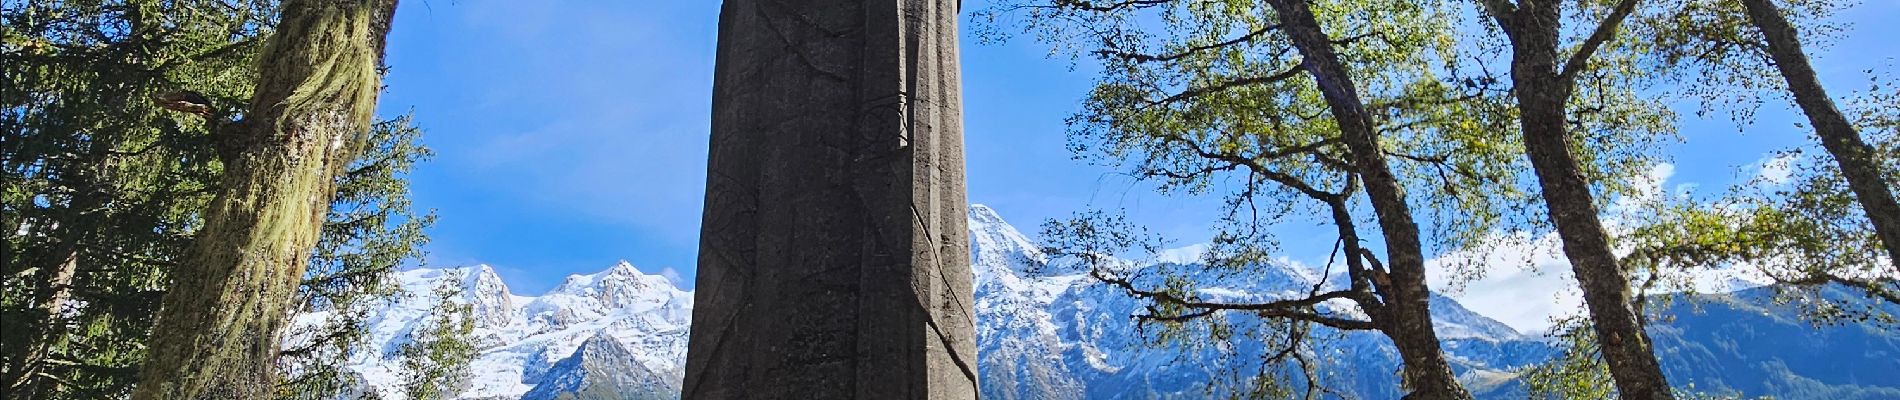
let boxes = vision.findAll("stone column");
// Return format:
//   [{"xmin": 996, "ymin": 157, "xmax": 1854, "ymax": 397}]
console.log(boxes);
[{"xmin": 682, "ymin": 0, "xmax": 975, "ymax": 398}]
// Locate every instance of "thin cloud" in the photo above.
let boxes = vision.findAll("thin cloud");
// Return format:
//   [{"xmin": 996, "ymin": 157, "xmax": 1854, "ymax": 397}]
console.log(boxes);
[
  {"xmin": 659, "ymin": 267, "xmax": 687, "ymax": 288},
  {"xmin": 1755, "ymin": 152, "xmax": 1798, "ymax": 185},
  {"xmin": 1428, "ymin": 163, "xmax": 1699, "ymax": 335}
]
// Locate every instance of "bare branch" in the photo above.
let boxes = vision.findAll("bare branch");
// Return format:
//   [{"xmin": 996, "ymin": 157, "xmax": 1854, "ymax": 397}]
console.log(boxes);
[
  {"xmin": 1096, "ymin": 24, "xmax": 1282, "ymax": 63},
  {"xmin": 1089, "ymin": 267, "xmax": 1374, "ymax": 328},
  {"xmin": 1479, "ymin": 0, "xmax": 1519, "ymax": 26},
  {"xmin": 1560, "ymin": 0, "xmax": 1640, "ymax": 84},
  {"xmin": 1150, "ymin": 64, "xmax": 1307, "ymax": 107},
  {"xmin": 1037, "ymin": 0, "xmax": 1174, "ymax": 12},
  {"xmin": 1153, "ymin": 133, "xmax": 1344, "ymax": 202}
]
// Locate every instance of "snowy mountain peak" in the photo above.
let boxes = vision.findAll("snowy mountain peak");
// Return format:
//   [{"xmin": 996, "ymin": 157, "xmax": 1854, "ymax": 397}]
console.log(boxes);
[
  {"xmin": 968, "ymin": 204, "xmax": 1047, "ymax": 281},
  {"xmin": 969, "ymin": 203, "xmax": 1006, "ymax": 224},
  {"xmin": 459, "ymin": 265, "xmax": 508, "ymax": 296},
  {"xmin": 321, "ymin": 262, "xmax": 694, "ymax": 400},
  {"xmin": 519, "ymin": 331, "xmax": 678, "ymax": 400},
  {"xmin": 607, "ymin": 259, "xmax": 640, "ymax": 276},
  {"xmin": 550, "ymin": 261, "xmax": 675, "ymax": 299},
  {"xmin": 459, "ymin": 265, "xmax": 519, "ymax": 328},
  {"xmin": 339, "ymin": 206, "xmax": 1547, "ymax": 400},
  {"xmin": 317, "ymin": 205, "xmax": 1888, "ymax": 400}
]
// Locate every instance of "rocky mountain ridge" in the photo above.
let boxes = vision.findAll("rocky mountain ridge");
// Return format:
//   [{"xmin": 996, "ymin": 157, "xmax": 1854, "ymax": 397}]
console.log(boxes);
[{"xmin": 320, "ymin": 205, "xmax": 1899, "ymax": 399}]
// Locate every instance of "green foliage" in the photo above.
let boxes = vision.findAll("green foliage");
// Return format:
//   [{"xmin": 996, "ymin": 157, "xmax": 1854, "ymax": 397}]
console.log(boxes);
[
  {"xmin": 2, "ymin": 1, "xmax": 431, "ymax": 397},
  {"xmin": 1617, "ymin": 73, "xmax": 1898, "ymax": 326},
  {"xmin": 2, "ymin": 0, "xmax": 277, "ymax": 397},
  {"xmin": 1632, "ymin": 0, "xmax": 1851, "ymax": 124},
  {"xmin": 982, "ymin": 0, "xmax": 1675, "ymax": 395},
  {"xmin": 1519, "ymin": 317, "xmax": 1615, "ymax": 400},
  {"xmin": 397, "ymin": 274, "xmax": 478, "ymax": 400},
  {"xmin": 277, "ymin": 115, "xmax": 436, "ymax": 400}
]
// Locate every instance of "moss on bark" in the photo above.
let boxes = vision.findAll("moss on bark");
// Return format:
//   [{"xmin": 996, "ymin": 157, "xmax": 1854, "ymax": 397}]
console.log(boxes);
[{"xmin": 130, "ymin": 1, "xmax": 399, "ymax": 399}]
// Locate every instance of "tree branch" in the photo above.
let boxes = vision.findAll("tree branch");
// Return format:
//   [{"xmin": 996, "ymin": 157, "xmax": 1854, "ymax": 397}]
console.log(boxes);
[
  {"xmin": 1150, "ymin": 63, "xmax": 1307, "ymax": 107},
  {"xmin": 1045, "ymin": 0, "xmax": 1173, "ymax": 12},
  {"xmin": 1154, "ymin": 133, "xmax": 1344, "ymax": 202},
  {"xmin": 1560, "ymin": 0, "xmax": 1640, "ymax": 84},
  {"xmin": 1479, "ymin": 0, "xmax": 1520, "ymax": 26},
  {"xmin": 1096, "ymin": 24, "xmax": 1281, "ymax": 63},
  {"xmin": 1099, "ymin": 267, "xmax": 1378, "ymax": 330}
]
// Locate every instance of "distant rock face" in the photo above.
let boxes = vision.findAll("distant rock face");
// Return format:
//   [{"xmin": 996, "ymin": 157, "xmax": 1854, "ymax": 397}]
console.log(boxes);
[
  {"xmin": 521, "ymin": 333, "xmax": 677, "ymax": 400},
  {"xmin": 297, "ymin": 261, "xmax": 691, "ymax": 399},
  {"xmin": 464, "ymin": 267, "xmax": 517, "ymax": 328},
  {"xmin": 314, "ymin": 205, "xmax": 1900, "ymax": 400}
]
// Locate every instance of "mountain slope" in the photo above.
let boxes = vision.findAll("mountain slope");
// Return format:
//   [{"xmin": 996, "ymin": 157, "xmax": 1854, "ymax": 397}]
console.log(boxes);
[
  {"xmin": 305, "ymin": 261, "xmax": 691, "ymax": 399},
  {"xmin": 324, "ymin": 204, "xmax": 1899, "ymax": 399},
  {"xmin": 1650, "ymin": 285, "xmax": 1900, "ymax": 399},
  {"xmin": 966, "ymin": 205, "xmax": 1549, "ymax": 399},
  {"xmin": 520, "ymin": 332, "xmax": 677, "ymax": 400}
]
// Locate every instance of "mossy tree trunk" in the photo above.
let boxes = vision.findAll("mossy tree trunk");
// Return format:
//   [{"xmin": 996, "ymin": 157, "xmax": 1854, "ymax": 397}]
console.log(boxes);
[
  {"xmin": 1738, "ymin": 0, "xmax": 1900, "ymax": 269},
  {"xmin": 130, "ymin": 0, "xmax": 398, "ymax": 398}
]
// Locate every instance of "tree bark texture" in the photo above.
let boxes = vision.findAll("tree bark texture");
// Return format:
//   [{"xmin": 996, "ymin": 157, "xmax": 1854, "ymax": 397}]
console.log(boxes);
[
  {"xmin": 1497, "ymin": 1, "xmax": 1676, "ymax": 398},
  {"xmin": 130, "ymin": 0, "xmax": 397, "ymax": 398},
  {"xmin": 1265, "ymin": 1, "xmax": 1471, "ymax": 399},
  {"xmin": 6, "ymin": 185, "xmax": 96, "ymax": 398},
  {"xmin": 683, "ymin": 0, "xmax": 977, "ymax": 399},
  {"xmin": 1739, "ymin": 0, "xmax": 1900, "ymax": 269}
]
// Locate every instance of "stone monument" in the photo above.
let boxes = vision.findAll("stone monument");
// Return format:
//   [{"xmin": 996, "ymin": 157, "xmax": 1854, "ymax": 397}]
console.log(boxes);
[{"xmin": 682, "ymin": 0, "xmax": 976, "ymax": 398}]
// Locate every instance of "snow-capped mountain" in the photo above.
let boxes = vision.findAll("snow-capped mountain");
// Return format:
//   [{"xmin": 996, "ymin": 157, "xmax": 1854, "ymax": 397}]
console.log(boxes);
[
  {"xmin": 965, "ymin": 204, "xmax": 1551, "ymax": 399},
  {"xmin": 334, "ymin": 205, "xmax": 1542, "ymax": 399},
  {"xmin": 324, "ymin": 204, "xmax": 1900, "ymax": 399},
  {"xmin": 312, "ymin": 260, "xmax": 691, "ymax": 399}
]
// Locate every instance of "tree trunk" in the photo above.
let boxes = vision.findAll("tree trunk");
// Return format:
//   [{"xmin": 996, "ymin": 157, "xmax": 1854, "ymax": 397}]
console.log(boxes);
[
  {"xmin": 7, "ymin": 194, "xmax": 93, "ymax": 397},
  {"xmin": 683, "ymin": 0, "xmax": 977, "ymax": 398},
  {"xmin": 7, "ymin": 231, "xmax": 81, "ymax": 398},
  {"xmin": 130, "ymin": 0, "xmax": 397, "ymax": 398},
  {"xmin": 1265, "ymin": 1, "xmax": 1471, "ymax": 398},
  {"xmin": 7, "ymin": 122, "xmax": 113, "ymax": 398},
  {"xmin": 1499, "ymin": 2, "xmax": 1676, "ymax": 398},
  {"xmin": 1739, "ymin": 0, "xmax": 1900, "ymax": 268}
]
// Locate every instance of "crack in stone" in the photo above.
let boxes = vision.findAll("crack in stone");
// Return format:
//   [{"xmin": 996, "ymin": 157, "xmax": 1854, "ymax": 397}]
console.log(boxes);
[{"xmin": 753, "ymin": 0, "xmax": 850, "ymax": 83}]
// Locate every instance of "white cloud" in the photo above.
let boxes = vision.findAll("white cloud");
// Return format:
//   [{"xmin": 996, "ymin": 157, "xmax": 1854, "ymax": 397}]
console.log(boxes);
[
  {"xmin": 1426, "ymin": 228, "xmax": 1773, "ymax": 336},
  {"xmin": 1756, "ymin": 153, "xmax": 1799, "ymax": 185},
  {"xmin": 1427, "ymin": 231, "xmax": 1583, "ymax": 335},
  {"xmin": 1611, "ymin": 163, "xmax": 1678, "ymax": 216},
  {"xmin": 1153, "ymin": 243, "xmax": 1210, "ymax": 265},
  {"xmin": 1422, "ymin": 162, "xmax": 1759, "ymax": 335},
  {"xmin": 659, "ymin": 266, "xmax": 687, "ymax": 288}
]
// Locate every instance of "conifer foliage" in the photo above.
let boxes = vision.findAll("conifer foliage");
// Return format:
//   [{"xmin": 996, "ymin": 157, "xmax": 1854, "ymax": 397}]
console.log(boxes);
[
  {"xmin": 3, "ymin": 0, "xmax": 445, "ymax": 399},
  {"xmin": 3, "ymin": 1, "xmax": 280, "ymax": 397}
]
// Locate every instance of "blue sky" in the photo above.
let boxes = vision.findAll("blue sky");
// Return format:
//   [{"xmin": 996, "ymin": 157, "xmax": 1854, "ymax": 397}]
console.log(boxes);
[
  {"xmin": 377, "ymin": 0, "xmax": 1894, "ymax": 329},
  {"xmin": 378, "ymin": 0, "xmax": 1228, "ymax": 294}
]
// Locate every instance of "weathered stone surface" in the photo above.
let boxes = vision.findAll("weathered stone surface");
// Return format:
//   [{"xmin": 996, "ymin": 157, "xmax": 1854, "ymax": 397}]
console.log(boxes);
[{"xmin": 682, "ymin": 0, "xmax": 976, "ymax": 399}]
